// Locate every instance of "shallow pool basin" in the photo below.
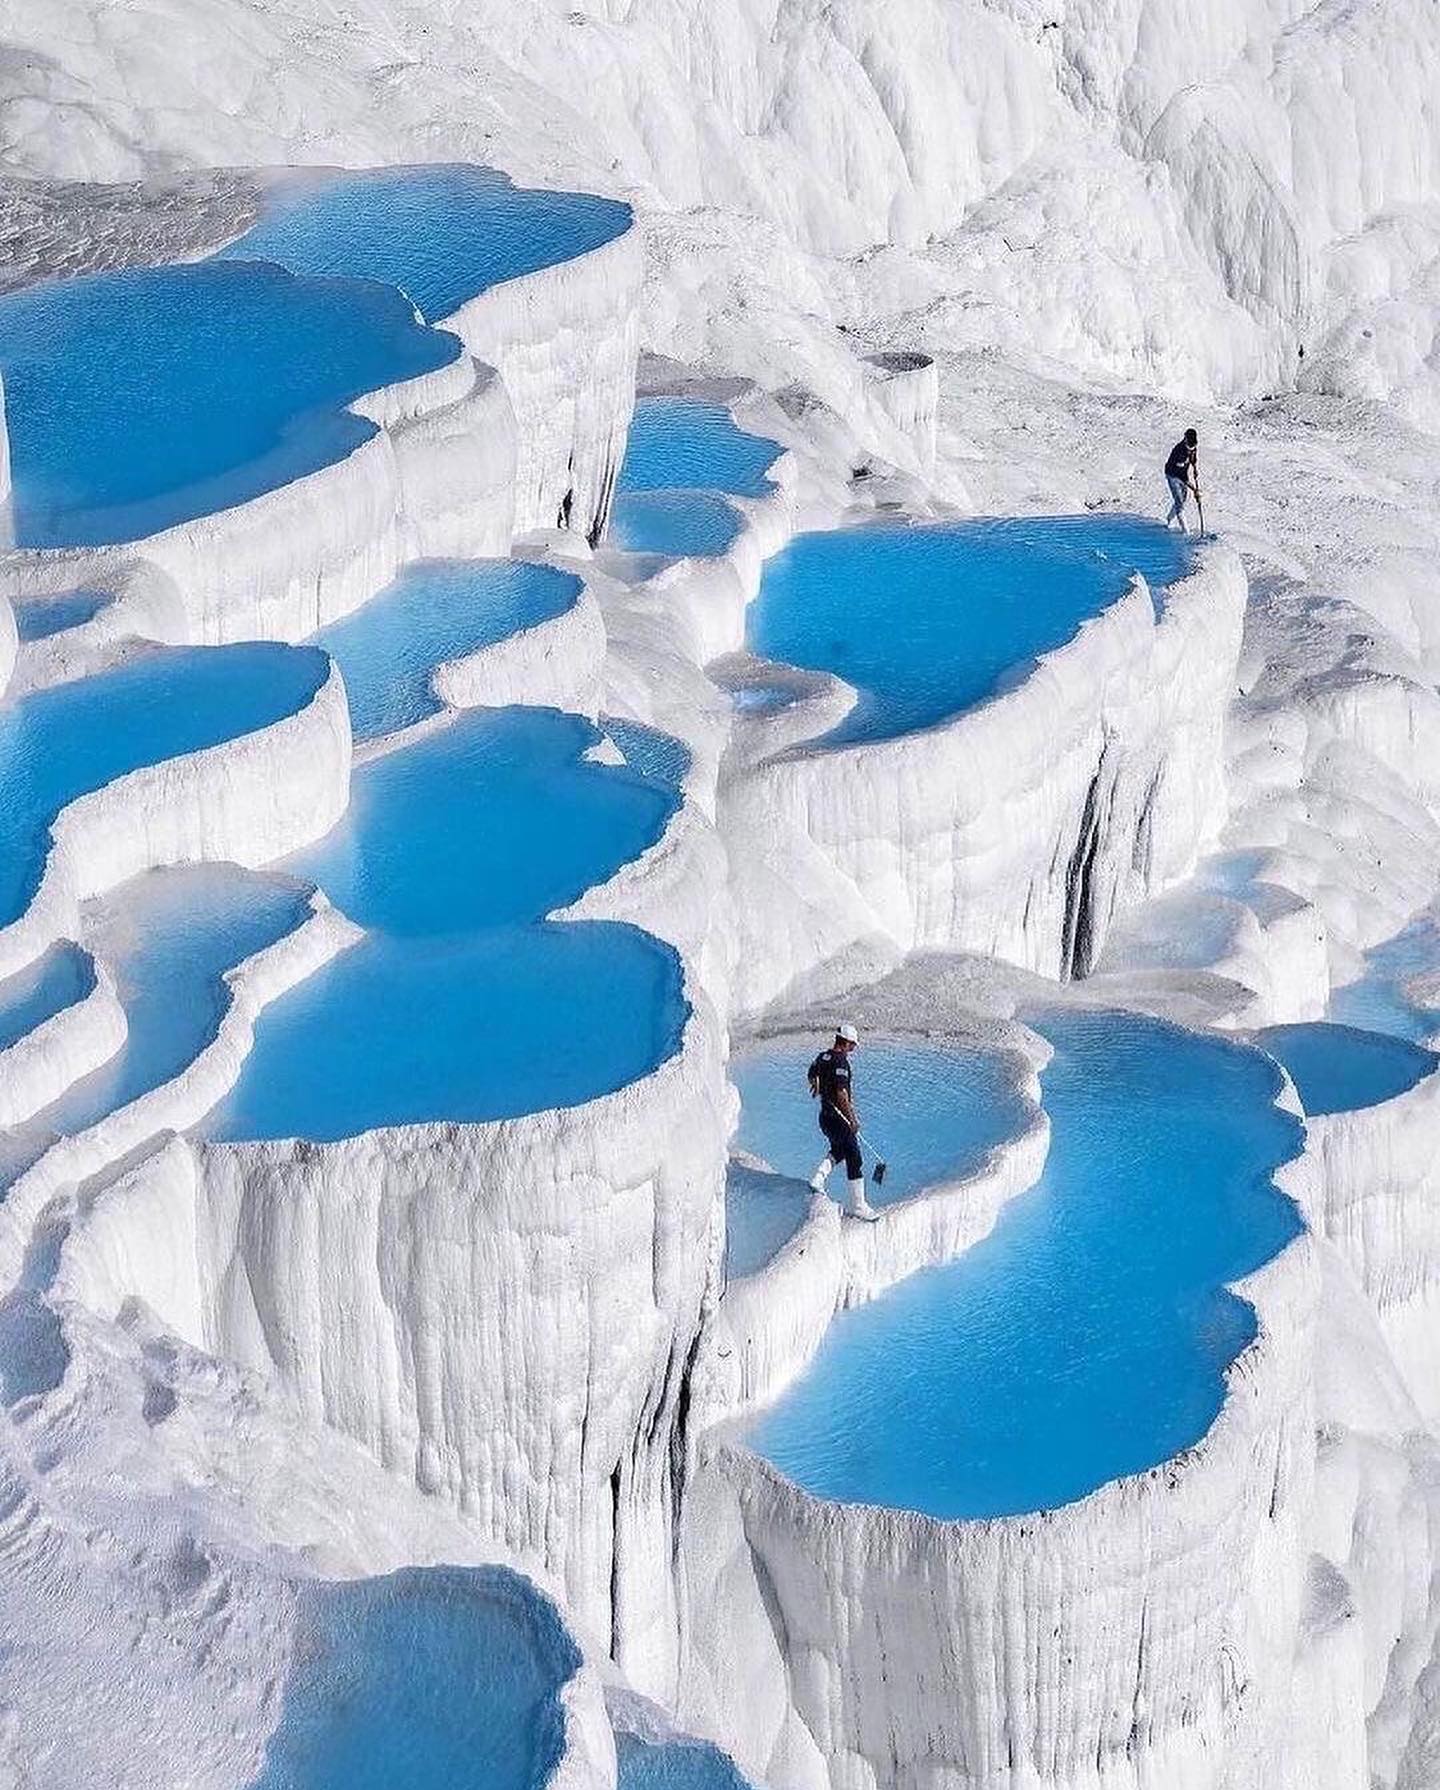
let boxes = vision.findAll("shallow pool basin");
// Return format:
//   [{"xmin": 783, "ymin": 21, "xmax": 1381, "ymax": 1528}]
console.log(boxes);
[
  {"xmin": 0, "ymin": 866, "xmax": 312, "ymax": 1195},
  {"xmin": 732, "ymin": 1038, "xmax": 1029, "ymax": 1213},
  {"xmin": 0, "ymin": 264, "xmax": 457, "ymax": 549},
  {"xmin": 249, "ymin": 1566, "xmax": 578, "ymax": 1790},
  {"xmin": 1257, "ymin": 1021, "xmax": 1436, "ymax": 1115},
  {"xmin": 747, "ymin": 514, "xmax": 1193, "ymax": 743},
  {"xmin": 617, "ymin": 398, "xmax": 781, "ymax": 500},
  {"xmin": 312, "ymin": 559, "xmax": 583, "ymax": 743},
  {"xmin": 208, "ymin": 707, "xmax": 688, "ymax": 1139},
  {"xmin": 218, "ymin": 164, "xmax": 631, "ymax": 322},
  {"xmin": 745, "ymin": 1011, "xmax": 1303, "ymax": 1518},
  {"xmin": 0, "ymin": 642, "xmax": 330, "ymax": 934}
]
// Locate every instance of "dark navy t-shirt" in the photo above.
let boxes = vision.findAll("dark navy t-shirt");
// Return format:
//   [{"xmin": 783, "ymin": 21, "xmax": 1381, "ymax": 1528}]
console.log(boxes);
[
  {"xmin": 1165, "ymin": 437, "xmax": 1195, "ymax": 480},
  {"xmin": 809, "ymin": 1048, "xmax": 853, "ymax": 1113}
]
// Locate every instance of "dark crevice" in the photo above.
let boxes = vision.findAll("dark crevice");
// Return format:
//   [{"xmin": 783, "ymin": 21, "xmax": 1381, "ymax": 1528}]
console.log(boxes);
[
  {"xmin": 1061, "ymin": 749, "xmax": 1115, "ymax": 980},
  {"xmin": 608, "ymin": 1463, "xmax": 623, "ymax": 1658},
  {"xmin": 668, "ymin": 1324, "xmax": 705, "ymax": 1565}
]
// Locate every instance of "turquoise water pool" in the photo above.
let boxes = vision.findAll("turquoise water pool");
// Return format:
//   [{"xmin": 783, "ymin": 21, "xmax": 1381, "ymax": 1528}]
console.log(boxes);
[
  {"xmin": 1257, "ymin": 1021, "xmax": 1435, "ymax": 1115},
  {"xmin": 615, "ymin": 1732, "xmax": 753, "ymax": 1790},
  {"xmin": 725, "ymin": 1162, "xmax": 813, "ymax": 1281},
  {"xmin": 602, "ymin": 716, "xmax": 692, "ymax": 795},
  {"xmin": 731, "ymin": 1039, "xmax": 1030, "ymax": 1212},
  {"xmin": 0, "ymin": 264, "xmax": 457, "ymax": 549},
  {"xmin": 1330, "ymin": 918, "xmax": 1440, "ymax": 1043},
  {"xmin": 208, "ymin": 707, "xmax": 688, "ymax": 1139},
  {"xmin": 618, "ymin": 399, "xmax": 781, "ymax": 500},
  {"xmin": 313, "ymin": 560, "xmax": 583, "ymax": 742},
  {"xmin": 748, "ymin": 515, "xmax": 1193, "ymax": 743},
  {"xmin": 12, "ymin": 590, "xmax": 109, "ymax": 643},
  {"xmin": 0, "ymin": 643, "xmax": 329, "ymax": 934},
  {"xmin": 219, "ymin": 164, "xmax": 631, "ymax": 322},
  {"xmin": 250, "ymin": 1567, "xmax": 578, "ymax": 1790},
  {"xmin": 0, "ymin": 943, "xmax": 93, "ymax": 1053},
  {"xmin": 608, "ymin": 490, "xmax": 742, "ymax": 559},
  {"xmin": 746, "ymin": 1012, "xmax": 1302, "ymax": 1518},
  {"xmin": 0, "ymin": 867, "xmax": 311, "ymax": 1195}
]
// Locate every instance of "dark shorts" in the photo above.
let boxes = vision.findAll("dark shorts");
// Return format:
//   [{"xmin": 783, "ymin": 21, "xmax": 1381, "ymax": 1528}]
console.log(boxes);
[{"xmin": 819, "ymin": 1107, "xmax": 863, "ymax": 1179}]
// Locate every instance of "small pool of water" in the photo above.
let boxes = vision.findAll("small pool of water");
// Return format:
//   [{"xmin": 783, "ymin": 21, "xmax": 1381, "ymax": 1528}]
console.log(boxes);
[
  {"xmin": 249, "ymin": 1566, "xmax": 578, "ymax": 1790},
  {"xmin": 219, "ymin": 164, "xmax": 631, "ymax": 322},
  {"xmin": 1330, "ymin": 917, "xmax": 1440, "ymax": 1043},
  {"xmin": 0, "ymin": 643, "xmax": 330, "ymax": 934},
  {"xmin": 618, "ymin": 399, "xmax": 781, "ymax": 500},
  {"xmin": 731, "ymin": 1039, "xmax": 1029, "ymax": 1212},
  {"xmin": 313, "ymin": 560, "xmax": 582, "ymax": 742},
  {"xmin": 615, "ymin": 1732, "xmax": 753, "ymax": 1790},
  {"xmin": 1257, "ymin": 1021, "xmax": 1436, "ymax": 1115},
  {"xmin": 746, "ymin": 1012, "xmax": 1303, "ymax": 1518},
  {"xmin": 0, "ymin": 264, "xmax": 457, "ymax": 549},
  {"xmin": 0, "ymin": 867, "xmax": 311, "ymax": 1194},
  {"xmin": 207, "ymin": 707, "xmax": 687, "ymax": 1140},
  {"xmin": 748, "ymin": 515, "xmax": 1193, "ymax": 744},
  {"xmin": 608, "ymin": 490, "xmax": 742, "ymax": 559},
  {"xmin": 12, "ymin": 590, "xmax": 109, "ymax": 643},
  {"xmin": 602, "ymin": 715, "xmax": 692, "ymax": 795},
  {"xmin": 0, "ymin": 943, "xmax": 93, "ymax": 1053},
  {"xmin": 725, "ymin": 1162, "xmax": 813, "ymax": 1281}
]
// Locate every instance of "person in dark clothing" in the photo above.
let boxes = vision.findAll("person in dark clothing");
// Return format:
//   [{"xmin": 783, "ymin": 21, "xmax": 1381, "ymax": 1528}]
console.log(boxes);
[
  {"xmin": 807, "ymin": 1023, "xmax": 876, "ymax": 1220},
  {"xmin": 1165, "ymin": 428, "xmax": 1200, "ymax": 531}
]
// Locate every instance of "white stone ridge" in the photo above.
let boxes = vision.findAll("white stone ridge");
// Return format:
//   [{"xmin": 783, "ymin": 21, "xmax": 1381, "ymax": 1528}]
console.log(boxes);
[
  {"xmin": 707, "ymin": 1019, "xmax": 1048, "ymax": 1423},
  {"xmin": 431, "ymin": 567, "xmax": 607, "ymax": 723},
  {"xmin": 0, "ymin": 1283, "xmax": 621, "ymax": 1790},
  {"xmin": 0, "ymin": 652, "xmax": 351, "ymax": 981},
  {"xmin": 380, "ymin": 356, "xmax": 519, "ymax": 565},
  {"xmin": 860, "ymin": 352, "xmax": 937, "ymax": 481},
  {"xmin": 7, "ymin": 559, "xmax": 188, "ymax": 696},
  {"xmin": 1290, "ymin": 1060, "xmax": 1440, "ymax": 1431},
  {"xmin": 0, "ymin": 891, "xmax": 362, "ymax": 1292},
  {"xmin": 0, "ymin": 949, "xmax": 126, "ymax": 1129},
  {"xmin": 157, "ymin": 988, "xmax": 729, "ymax": 1705},
  {"xmin": 439, "ymin": 225, "xmax": 644, "ymax": 545},
  {"xmin": 0, "ymin": 586, "xmax": 16, "ymax": 695},
  {"xmin": 722, "ymin": 542, "xmax": 1247, "ymax": 1019},
  {"xmin": 680, "ymin": 1166, "xmax": 1323, "ymax": 1790}
]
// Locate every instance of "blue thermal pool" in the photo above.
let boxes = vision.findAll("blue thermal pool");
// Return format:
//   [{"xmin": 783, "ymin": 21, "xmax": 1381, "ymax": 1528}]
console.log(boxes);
[
  {"xmin": 1257, "ymin": 1021, "xmax": 1436, "ymax": 1116},
  {"xmin": 1330, "ymin": 917, "xmax": 1440, "ymax": 1043},
  {"xmin": 313, "ymin": 560, "xmax": 583, "ymax": 742},
  {"xmin": 602, "ymin": 715, "xmax": 692, "ymax": 796},
  {"xmin": 250, "ymin": 1566, "xmax": 578, "ymax": 1790},
  {"xmin": 12, "ymin": 590, "xmax": 109, "ymax": 643},
  {"xmin": 207, "ymin": 706, "xmax": 688, "ymax": 1140},
  {"xmin": 725, "ymin": 1162, "xmax": 813, "ymax": 1281},
  {"xmin": 745, "ymin": 1011, "xmax": 1303, "ymax": 1518},
  {"xmin": 747, "ymin": 514, "xmax": 1193, "ymax": 744},
  {"xmin": 608, "ymin": 490, "xmax": 743, "ymax": 559},
  {"xmin": 0, "ymin": 264, "xmax": 457, "ymax": 549},
  {"xmin": 615, "ymin": 1732, "xmax": 753, "ymax": 1790},
  {"xmin": 731, "ymin": 1039, "xmax": 1030, "ymax": 1214},
  {"xmin": 0, "ymin": 943, "xmax": 93, "ymax": 1053},
  {"xmin": 219, "ymin": 164, "xmax": 631, "ymax": 322},
  {"xmin": 0, "ymin": 643, "xmax": 329, "ymax": 934},
  {"xmin": 0, "ymin": 867, "xmax": 311, "ymax": 1195},
  {"xmin": 618, "ymin": 399, "xmax": 781, "ymax": 500}
]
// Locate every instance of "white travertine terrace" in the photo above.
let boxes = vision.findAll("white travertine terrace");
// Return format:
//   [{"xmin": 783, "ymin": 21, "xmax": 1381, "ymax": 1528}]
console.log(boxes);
[{"xmin": 1, "ymin": 2, "xmax": 1440, "ymax": 1766}]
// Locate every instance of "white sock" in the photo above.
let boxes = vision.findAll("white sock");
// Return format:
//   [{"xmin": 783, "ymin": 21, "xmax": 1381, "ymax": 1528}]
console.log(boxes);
[{"xmin": 810, "ymin": 1155, "xmax": 834, "ymax": 1192}]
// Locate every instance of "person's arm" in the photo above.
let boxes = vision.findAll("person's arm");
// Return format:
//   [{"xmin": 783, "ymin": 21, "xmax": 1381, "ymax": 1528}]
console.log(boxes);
[
  {"xmin": 837, "ymin": 1084, "xmax": 860, "ymax": 1130},
  {"xmin": 808, "ymin": 1056, "xmax": 821, "ymax": 1098}
]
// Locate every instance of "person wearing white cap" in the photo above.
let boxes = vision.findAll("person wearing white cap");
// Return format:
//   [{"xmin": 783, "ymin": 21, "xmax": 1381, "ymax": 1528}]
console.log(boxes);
[{"xmin": 807, "ymin": 1023, "xmax": 877, "ymax": 1220}]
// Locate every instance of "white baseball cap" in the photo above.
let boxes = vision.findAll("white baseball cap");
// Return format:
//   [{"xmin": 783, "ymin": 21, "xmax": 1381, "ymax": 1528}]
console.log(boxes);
[{"xmin": 836, "ymin": 1023, "xmax": 859, "ymax": 1044}]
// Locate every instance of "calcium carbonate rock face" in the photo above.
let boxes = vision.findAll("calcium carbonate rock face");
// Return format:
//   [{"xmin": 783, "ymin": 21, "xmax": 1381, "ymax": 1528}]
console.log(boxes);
[{"xmin": 2, "ymin": 2, "xmax": 1440, "ymax": 1787}]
